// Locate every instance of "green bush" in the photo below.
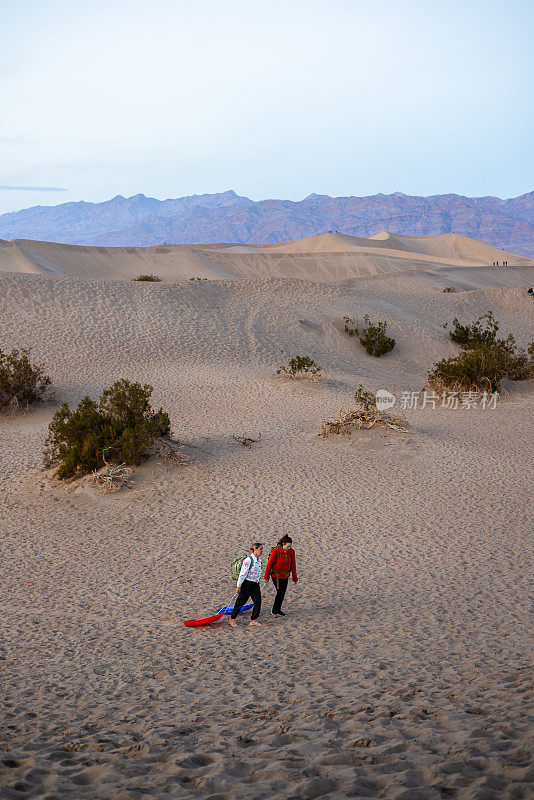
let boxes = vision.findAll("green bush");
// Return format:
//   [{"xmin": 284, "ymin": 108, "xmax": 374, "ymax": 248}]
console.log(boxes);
[
  {"xmin": 44, "ymin": 379, "xmax": 171, "ymax": 479},
  {"xmin": 344, "ymin": 314, "xmax": 395, "ymax": 357},
  {"xmin": 431, "ymin": 311, "xmax": 533, "ymax": 391},
  {"xmin": 0, "ymin": 348, "xmax": 51, "ymax": 412},
  {"xmin": 429, "ymin": 345, "xmax": 506, "ymax": 392},
  {"xmin": 353, "ymin": 384, "xmax": 377, "ymax": 412},
  {"xmin": 446, "ymin": 311, "xmax": 499, "ymax": 346},
  {"xmin": 343, "ymin": 316, "xmax": 356, "ymax": 336},
  {"xmin": 499, "ymin": 337, "xmax": 534, "ymax": 381},
  {"xmin": 428, "ymin": 335, "xmax": 534, "ymax": 392},
  {"xmin": 133, "ymin": 274, "xmax": 162, "ymax": 282},
  {"xmin": 277, "ymin": 355, "xmax": 323, "ymax": 379},
  {"xmin": 443, "ymin": 286, "xmax": 457, "ymax": 293}
]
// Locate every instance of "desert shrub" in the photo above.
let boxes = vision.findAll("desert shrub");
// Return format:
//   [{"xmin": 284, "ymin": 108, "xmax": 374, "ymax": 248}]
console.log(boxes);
[
  {"xmin": 0, "ymin": 348, "xmax": 51, "ymax": 412},
  {"xmin": 44, "ymin": 379, "xmax": 171, "ymax": 479},
  {"xmin": 446, "ymin": 311, "xmax": 499, "ymax": 346},
  {"xmin": 343, "ymin": 316, "xmax": 358, "ymax": 336},
  {"xmin": 353, "ymin": 384, "xmax": 377, "ymax": 412},
  {"xmin": 428, "ymin": 338, "xmax": 534, "ymax": 392},
  {"xmin": 189, "ymin": 277, "xmax": 208, "ymax": 281},
  {"xmin": 498, "ymin": 336, "xmax": 534, "ymax": 381},
  {"xmin": 443, "ymin": 286, "xmax": 457, "ymax": 293},
  {"xmin": 432, "ymin": 311, "xmax": 534, "ymax": 391},
  {"xmin": 133, "ymin": 274, "xmax": 162, "ymax": 282},
  {"xmin": 344, "ymin": 314, "xmax": 395, "ymax": 357},
  {"xmin": 320, "ymin": 384, "xmax": 407, "ymax": 437},
  {"xmin": 277, "ymin": 355, "xmax": 323, "ymax": 379},
  {"xmin": 429, "ymin": 345, "xmax": 506, "ymax": 392}
]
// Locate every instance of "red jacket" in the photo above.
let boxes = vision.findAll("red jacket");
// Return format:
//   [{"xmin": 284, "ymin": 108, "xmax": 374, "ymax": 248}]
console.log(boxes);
[{"xmin": 264, "ymin": 546, "xmax": 298, "ymax": 582}]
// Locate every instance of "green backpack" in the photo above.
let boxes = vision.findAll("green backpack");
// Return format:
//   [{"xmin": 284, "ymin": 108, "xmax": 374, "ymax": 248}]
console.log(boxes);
[{"xmin": 231, "ymin": 553, "xmax": 252, "ymax": 582}]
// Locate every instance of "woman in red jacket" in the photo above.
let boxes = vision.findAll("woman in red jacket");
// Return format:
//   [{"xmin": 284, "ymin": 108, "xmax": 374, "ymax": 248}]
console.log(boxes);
[{"xmin": 264, "ymin": 535, "xmax": 298, "ymax": 617}]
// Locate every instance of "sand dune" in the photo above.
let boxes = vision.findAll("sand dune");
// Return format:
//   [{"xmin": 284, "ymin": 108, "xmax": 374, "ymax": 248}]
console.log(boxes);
[
  {"xmin": 0, "ymin": 246, "xmax": 533, "ymax": 799},
  {"xmin": 0, "ymin": 231, "xmax": 532, "ymax": 283}
]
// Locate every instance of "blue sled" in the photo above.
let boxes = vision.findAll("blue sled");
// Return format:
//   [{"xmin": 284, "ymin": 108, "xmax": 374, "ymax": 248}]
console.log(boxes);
[{"xmin": 216, "ymin": 602, "xmax": 254, "ymax": 615}]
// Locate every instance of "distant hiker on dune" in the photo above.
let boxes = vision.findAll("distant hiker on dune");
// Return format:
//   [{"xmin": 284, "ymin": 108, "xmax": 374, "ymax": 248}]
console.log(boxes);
[{"xmin": 264, "ymin": 535, "xmax": 298, "ymax": 617}]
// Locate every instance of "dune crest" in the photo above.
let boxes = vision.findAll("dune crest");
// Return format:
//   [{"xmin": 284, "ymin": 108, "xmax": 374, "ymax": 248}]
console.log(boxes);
[{"xmin": 0, "ymin": 232, "xmax": 532, "ymax": 283}]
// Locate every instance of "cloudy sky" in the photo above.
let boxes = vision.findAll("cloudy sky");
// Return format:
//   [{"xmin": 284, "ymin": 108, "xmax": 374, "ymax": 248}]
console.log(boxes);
[{"xmin": 1, "ymin": 0, "xmax": 532, "ymax": 214}]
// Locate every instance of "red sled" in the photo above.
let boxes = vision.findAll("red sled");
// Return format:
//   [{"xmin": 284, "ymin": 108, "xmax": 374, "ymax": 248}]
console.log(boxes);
[{"xmin": 183, "ymin": 613, "xmax": 224, "ymax": 628}]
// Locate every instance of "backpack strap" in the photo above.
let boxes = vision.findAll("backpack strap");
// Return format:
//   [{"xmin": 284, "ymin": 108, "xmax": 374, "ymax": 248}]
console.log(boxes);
[{"xmin": 271, "ymin": 546, "xmax": 288, "ymax": 589}]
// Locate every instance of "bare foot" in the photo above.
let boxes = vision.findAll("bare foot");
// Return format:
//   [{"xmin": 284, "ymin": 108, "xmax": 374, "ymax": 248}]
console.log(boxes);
[
  {"xmin": 229, "ymin": 618, "xmax": 237, "ymax": 627},
  {"xmin": 249, "ymin": 620, "xmax": 261, "ymax": 626}
]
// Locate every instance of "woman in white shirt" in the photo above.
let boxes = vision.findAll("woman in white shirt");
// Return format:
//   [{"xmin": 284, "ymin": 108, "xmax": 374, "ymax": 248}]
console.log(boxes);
[{"xmin": 229, "ymin": 543, "xmax": 263, "ymax": 627}]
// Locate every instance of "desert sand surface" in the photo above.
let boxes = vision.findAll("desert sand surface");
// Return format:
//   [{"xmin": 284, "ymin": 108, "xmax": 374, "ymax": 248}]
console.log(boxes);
[
  {"xmin": 0, "ymin": 235, "xmax": 533, "ymax": 800},
  {"xmin": 1, "ymin": 231, "xmax": 533, "ymax": 283}
]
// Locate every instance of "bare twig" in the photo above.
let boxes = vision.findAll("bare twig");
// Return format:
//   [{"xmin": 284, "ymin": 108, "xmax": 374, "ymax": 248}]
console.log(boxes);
[
  {"xmin": 91, "ymin": 459, "xmax": 133, "ymax": 492},
  {"xmin": 152, "ymin": 438, "xmax": 189, "ymax": 464},
  {"xmin": 232, "ymin": 433, "xmax": 262, "ymax": 448},
  {"xmin": 3, "ymin": 396, "xmax": 31, "ymax": 416}
]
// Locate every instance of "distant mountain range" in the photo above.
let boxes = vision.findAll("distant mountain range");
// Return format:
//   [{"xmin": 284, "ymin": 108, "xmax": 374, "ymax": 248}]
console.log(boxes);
[{"xmin": 1, "ymin": 189, "xmax": 533, "ymax": 256}]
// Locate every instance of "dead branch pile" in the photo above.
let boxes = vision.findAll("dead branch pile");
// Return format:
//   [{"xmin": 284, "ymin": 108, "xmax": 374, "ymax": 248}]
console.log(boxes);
[
  {"xmin": 4, "ymin": 396, "xmax": 30, "ymax": 415},
  {"xmin": 91, "ymin": 462, "xmax": 133, "ymax": 492},
  {"xmin": 152, "ymin": 438, "xmax": 189, "ymax": 464},
  {"xmin": 320, "ymin": 404, "xmax": 408, "ymax": 438},
  {"xmin": 232, "ymin": 433, "xmax": 261, "ymax": 448}
]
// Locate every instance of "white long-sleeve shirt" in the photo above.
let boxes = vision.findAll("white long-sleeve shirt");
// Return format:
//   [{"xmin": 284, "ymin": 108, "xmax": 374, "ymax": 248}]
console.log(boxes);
[{"xmin": 237, "ymin": 553, "xmax": 262, "ymax": 589}]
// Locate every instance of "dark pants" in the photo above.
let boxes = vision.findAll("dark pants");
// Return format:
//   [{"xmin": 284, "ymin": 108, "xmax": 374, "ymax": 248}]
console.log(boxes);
[
  {"xmin": 271, "ymin": 576, "xmax": 288, "ymax": 614},
  {"xmin": 231, "ymin": 579, "xmax": 261, "ymax": 620}
]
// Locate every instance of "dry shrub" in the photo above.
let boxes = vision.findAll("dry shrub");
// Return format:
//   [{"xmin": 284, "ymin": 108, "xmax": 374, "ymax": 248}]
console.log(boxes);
[
  {"xmin": 277, "ymin": 355, "xmax": 323, "ymax": 380},
  {"xmin": 344, "ymin": 315, "xmax": 395, "ymax": 357},
  {"xmin": 446, "ymin": 311, "xmax": 499, "ymax": 346},
  {"xmin": 133, "ymin": 274, "xmax": 162, "ymax": 282},
  {"xmin": 44, "ymin": 379, "xmax": 171, "ymax": 479},
  {"xmin": 428, "ymin": 341, "xmax": 533, "ymax": 393},
  {"xmin": 90, "ymin": 438, "xmax": 187, "ymax": 492},
  {"xmin": 152, "ymin": 438, "xmax": 189, "ymax": 464},
  {"xmin": 0, "ymin": 348, "xmax": 51, "ymax": 412},
  {"xmin": 320, "ymin": 385, "xmax": 408, "ymax": 438},
  {"xmin": 430, "ymin": 312, "xmax": 534, "ymax": 392},
  {"xmin": 91, "ymin": 461, "xmax": 133, "ymax": 493}
]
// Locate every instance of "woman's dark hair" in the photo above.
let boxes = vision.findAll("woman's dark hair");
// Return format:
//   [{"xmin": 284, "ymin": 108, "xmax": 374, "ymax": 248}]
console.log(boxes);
[
  {"xmin": 251, "ymin": 542, "xmax": 263, "ymax": 551},
  {"xmin": 277, "ymin": 535, "xmax": 293, "ymax": 546}
]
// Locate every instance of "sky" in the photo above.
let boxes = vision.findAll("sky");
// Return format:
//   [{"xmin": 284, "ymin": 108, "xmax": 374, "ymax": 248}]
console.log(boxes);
[{"xmin": 1, "ymin": 0, "xmax": 533, "ymax": 215}]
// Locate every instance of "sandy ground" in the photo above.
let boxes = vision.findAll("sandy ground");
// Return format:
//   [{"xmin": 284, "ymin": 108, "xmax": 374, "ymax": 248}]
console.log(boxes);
[{"xmin": 0, "ymin": 251, "xmax": 533, "ymax": 799}]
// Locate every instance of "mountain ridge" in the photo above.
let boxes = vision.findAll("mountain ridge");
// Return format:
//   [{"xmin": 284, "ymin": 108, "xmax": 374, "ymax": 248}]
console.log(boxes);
[{"xmin": 0, "ymin": 190, "xmax": 533, "ymax": 256}]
